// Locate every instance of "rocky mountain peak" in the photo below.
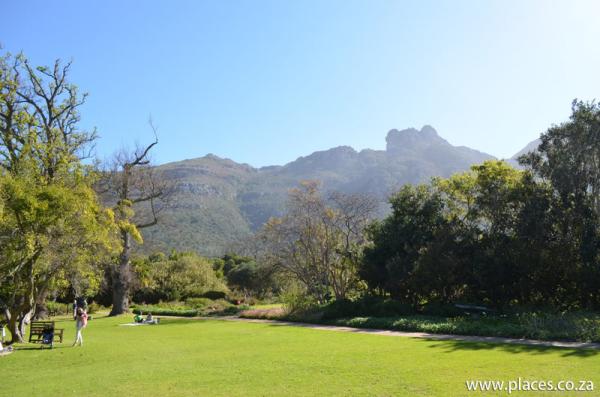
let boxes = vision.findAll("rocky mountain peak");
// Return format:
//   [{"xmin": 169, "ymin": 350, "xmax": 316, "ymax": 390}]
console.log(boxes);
[{"xmin": 385, "ymin": 125, "xmax": 446, "ymax": 153}]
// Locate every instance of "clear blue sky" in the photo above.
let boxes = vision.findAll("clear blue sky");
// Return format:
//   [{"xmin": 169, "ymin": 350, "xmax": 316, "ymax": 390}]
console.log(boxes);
[{"xmin": 3, "ymin": 0, "xmax": 600, "ymax": 167}]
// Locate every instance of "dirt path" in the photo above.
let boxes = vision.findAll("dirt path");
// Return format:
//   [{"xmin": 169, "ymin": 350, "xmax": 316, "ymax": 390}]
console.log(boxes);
[{"xmin": 217, "ymin": 316, "xmax": 600, "ymax": 350}]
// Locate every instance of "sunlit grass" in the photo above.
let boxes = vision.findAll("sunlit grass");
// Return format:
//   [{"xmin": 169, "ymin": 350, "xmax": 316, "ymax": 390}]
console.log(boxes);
[{"xmin": 1, "ymin": 314, "xmax": 599, "ymax": 396}]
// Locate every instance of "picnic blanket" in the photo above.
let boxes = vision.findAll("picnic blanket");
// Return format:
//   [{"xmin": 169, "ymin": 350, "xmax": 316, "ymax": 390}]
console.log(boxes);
[{"xmin": 119, "ymin": 322, "xmax": 158, "ymax": 327}]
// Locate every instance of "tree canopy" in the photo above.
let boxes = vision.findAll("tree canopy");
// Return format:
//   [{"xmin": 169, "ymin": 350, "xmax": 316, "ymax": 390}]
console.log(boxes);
[
  {"xmin": 361, "ymin": 102, "xmax": 600, "ymax": 310},
  {"xmin": 0, "ymin": 52, "xmax": 118, "ymax": 342}
]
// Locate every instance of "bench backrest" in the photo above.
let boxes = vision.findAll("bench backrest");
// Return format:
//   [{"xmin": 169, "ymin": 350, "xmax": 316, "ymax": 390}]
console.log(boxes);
[{"xmin": 30, "ymin": 321, "xmax": 55, "ymax": 334}]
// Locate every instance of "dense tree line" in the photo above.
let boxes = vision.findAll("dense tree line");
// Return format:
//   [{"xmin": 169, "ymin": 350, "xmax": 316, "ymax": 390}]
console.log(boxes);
[
  {"xmin": 361, "ymin": 101, "xmax": 600, "ymax": 310},
  {"xmin": 254, "ymin": 102, "xmax": 600, "ymax": 312}
]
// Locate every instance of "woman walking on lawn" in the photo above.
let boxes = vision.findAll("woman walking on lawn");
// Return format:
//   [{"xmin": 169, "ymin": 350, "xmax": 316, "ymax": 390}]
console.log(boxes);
[{"xmin": 73, "ymin": 307, "xmax": 88, "ymax": 347}]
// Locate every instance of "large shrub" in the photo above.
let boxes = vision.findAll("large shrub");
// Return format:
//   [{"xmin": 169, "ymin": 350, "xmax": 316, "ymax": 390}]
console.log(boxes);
[
  {"xmin": 281, "ymin": 285, "xmax": 318, "ymax": 318},
  {"xmin": 132, "ymin": 251, "xmax": 228, "ymax": 303}
]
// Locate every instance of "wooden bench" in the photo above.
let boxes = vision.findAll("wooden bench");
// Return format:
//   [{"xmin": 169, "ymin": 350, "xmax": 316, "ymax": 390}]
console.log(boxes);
[
  {"xmin": 454, "ymin": 304, "xmax": 496, "ymax": 316},
  {"xmin": 29, "ymin": 321, "xmax": 64, "ymax": 347}
]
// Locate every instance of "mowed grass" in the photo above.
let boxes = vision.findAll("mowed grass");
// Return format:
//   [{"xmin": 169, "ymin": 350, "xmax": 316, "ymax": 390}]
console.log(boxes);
[{"xmin": 1, "ymin": 315, "xmax": 600, "ymax": 396}]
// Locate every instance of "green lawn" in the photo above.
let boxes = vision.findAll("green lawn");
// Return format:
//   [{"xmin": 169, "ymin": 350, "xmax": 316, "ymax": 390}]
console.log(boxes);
[{"xmin": 1, "ymin": 314, "xmax": 599, "ymax": 396}]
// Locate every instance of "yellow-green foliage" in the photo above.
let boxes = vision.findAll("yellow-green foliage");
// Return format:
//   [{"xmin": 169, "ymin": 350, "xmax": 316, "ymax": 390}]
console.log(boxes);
[
  {"xmin": 0, "ymin": 172, "xmax": 120, "ymax": 293},
  {"xmin": 434, "ymin": 160, "xmax": 525, "ymax": 223},
  {"xmin": 114, "ymin": 199, "xmax": 143, "ymax": 243},
  {"xmin": 133, "ymin": 251, "xmax": 228, "ymax": 302}
]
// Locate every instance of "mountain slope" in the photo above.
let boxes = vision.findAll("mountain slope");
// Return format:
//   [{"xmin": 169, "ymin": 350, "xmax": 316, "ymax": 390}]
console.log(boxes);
[
  {"xmin": 141, "ymin": 155, "xmax": 256, "ymax": 256},
  {"xmin": 139, "ymin": 126, "xmax": 496, "ymax": 256},
  {"xmin": 508, "ymin": 138, "xmax": 541, "ymax": 168}
]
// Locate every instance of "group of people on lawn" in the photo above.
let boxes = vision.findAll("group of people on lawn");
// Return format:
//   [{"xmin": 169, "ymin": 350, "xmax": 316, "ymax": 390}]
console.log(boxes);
[
  {"xmin": 134, "ymin": 312, "xmax": 158, "ymax": 324},
  {"xmin": 0, "ymin": 298, "xmax": 160, "ymax": 352},
  {"xmin": 0, "ymin": 301, "xmax": 87, "ymax": 352}
]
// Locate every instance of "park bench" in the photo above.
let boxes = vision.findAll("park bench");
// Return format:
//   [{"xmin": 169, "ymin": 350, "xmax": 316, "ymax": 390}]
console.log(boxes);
[
  {"xmin": 454, "ymin": 304, "xmax": 496, "ymax": 316},
  {"xmin": 29, "ymin": 321, "xmax": 64, "ymax": 348}
]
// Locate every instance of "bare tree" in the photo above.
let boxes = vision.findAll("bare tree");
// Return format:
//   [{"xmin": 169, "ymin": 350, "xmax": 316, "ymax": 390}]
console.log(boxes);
[
  {"xmin": 326, "ymin": 191, "xmax": 377, "ymax": 299},
  {"xmin": 259, "ymin": 181, "xmax": 376, "ymax": 301},
  {"xmin": 0, "ymin": 54, "xmax": 97, "ymax": 177},
  {"xmin": 100, "ymin": 124, "xmax": 171, "ymax": 315}
]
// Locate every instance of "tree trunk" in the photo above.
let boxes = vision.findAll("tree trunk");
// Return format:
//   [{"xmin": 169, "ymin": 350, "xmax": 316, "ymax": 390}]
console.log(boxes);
[
  {"xmin": 34, "ymin": 303, "xmax": 49, "ymax": 320},
  {"xmin": 110, "ymin": 232, "xmax": 131, "ymax": 316},
  {"xmin": 6, "ymin": 280, "xmax": 35, "ymax": 343},
  {"xmin": 19, "ymin": 311, "xmax": 31, "ymax": 338},
  {"xmin": 7, "ymin": 313, "xmax": 24, "ymax": 344},
  {"xmin": 34, "ymin": 288, "xmax": 50, "ymax": 320}
]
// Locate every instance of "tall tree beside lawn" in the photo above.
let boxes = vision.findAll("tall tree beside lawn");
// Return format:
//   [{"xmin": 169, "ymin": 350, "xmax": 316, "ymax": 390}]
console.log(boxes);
[
  {"xmin": 360, "ymin": 184, "xmax": 448, "ymax": 303},
  {"xmin": 100, "ymin": 132, "xmax": 170, "ymax": 316},
  {"xmin": 521, "ymin": 100, "xmax": 600, "ymax": 307},
  {"xmin": 0, "ymin": 52, "xmax": 118, "ymax": 342}
]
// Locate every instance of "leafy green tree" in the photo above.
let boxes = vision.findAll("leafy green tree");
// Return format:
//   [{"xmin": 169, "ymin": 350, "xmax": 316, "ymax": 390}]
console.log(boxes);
[
  {"xmin": 361, "ymin": 161, "xmax": 554, "ymax": 308},
  {"xmin": 361, "ymin": 184, "xmax": 447, "ymax": 303},
  {"xmin": 466, "ymin": 161, "xmax": 527, "ymax": 306},
  {"xmin": 0, "ymin": 52, "xmax": 118, "ymax": 342},
  {"xmin": 0, "ymin": 171, "xmax": 117, "ymax": 341},
  {"xmin": 521, "ymin": 100, "xmax": 600, "ymax": 307}
]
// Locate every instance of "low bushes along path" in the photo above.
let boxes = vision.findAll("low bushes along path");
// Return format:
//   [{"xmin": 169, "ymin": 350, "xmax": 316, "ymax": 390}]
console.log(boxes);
[{"xmin": 223, "ymin": 316, "xmax": 600, "ymax": 350}]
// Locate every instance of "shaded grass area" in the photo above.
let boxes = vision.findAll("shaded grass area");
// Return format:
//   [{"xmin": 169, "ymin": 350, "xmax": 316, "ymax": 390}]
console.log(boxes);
[
  {"xmin": 1, "ymin": 315, "xmax": 599, "ymax": 396},
  {"xmin": 241, "ymin": 307, "xmax": 600, "ymax": 343},
  {"xmin": 329, "ymin": 315, "xmax": 600, "ymax": 342}
]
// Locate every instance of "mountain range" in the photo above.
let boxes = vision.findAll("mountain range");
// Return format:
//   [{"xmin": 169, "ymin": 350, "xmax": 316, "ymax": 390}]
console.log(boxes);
[{"xmin": 140, "ymin": 126, "xmax": 536, "ymax": 256}]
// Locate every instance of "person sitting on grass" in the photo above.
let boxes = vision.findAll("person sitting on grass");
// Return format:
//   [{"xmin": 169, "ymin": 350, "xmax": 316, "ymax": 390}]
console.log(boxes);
[
  {"xmin": 0, "ymin": 340, "xmax": 13, "ymax": 354},
  {"xmin": 134, "ymin": 313, "xmax": 144, "ymax": 323},
  {"xmin": 144, "ymin": 313, "xmax": 159, "ymax": 324}
]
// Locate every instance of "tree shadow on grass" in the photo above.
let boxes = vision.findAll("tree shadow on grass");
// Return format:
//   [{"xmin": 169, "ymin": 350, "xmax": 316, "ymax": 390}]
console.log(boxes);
[
  {"xmin": 420, "ymin": 338, "xmax": 600, "ymax": 358},
  {"xmin": 256, "ymin": 320, "xmax": 600, "ymax": 358},
  {"xmin": 13, "ymin": 344, "xmax": 72, "ymax": 351}
]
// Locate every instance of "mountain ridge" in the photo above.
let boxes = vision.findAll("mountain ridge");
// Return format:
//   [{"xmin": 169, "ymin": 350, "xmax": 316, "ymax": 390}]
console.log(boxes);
[{"xmin": 140, "ymin": 126, "xmax": 531, "ymax": 256}]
